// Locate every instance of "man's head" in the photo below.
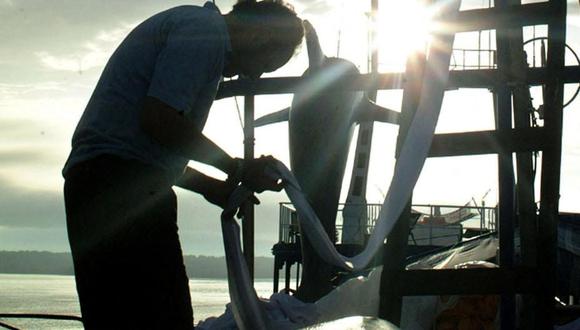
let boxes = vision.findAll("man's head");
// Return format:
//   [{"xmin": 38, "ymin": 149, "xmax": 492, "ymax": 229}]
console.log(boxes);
[{"xmin": 223, "ymin": 0, "xmax": 304, "ymax": 79}]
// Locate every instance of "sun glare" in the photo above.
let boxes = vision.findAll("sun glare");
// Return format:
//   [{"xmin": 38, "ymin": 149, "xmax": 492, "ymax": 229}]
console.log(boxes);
[{"xmin": 376, "ymin": 0, "xmax": 433, "ymax": 71}]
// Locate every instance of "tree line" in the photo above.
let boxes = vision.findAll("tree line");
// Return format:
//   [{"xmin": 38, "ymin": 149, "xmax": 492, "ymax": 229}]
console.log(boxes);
[{"xmin": 0, "ymin": 251, "xmax": 275, "ymax": 279}]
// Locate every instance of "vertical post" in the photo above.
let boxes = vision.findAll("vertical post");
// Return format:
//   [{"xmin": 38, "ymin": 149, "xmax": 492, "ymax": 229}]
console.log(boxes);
[
  {"xmin": 506, "ymin": 3, "xmax": 538, "ymax": 266},
  {"xmin": 342, "ymin": 0, "xmax": 379, "ymax": 245},
  {"xmin": 285, "ymin": 261, "xmax": 291, "ymax": 293},
  {"xmin": 494, "ymin": 1, "xmax": 516, "ymax": 326},
  {"xmin": 537, "ymin": 1, "xmax": 566, "ymax": 328},
  {"xmin": 296, "ymin": 262, "xmax": 300, "ymax": 289},
  {"xmin": 505, "ymin": 1, "xmax": 540, "ymax": 326},
  {"xmin": 243, "ymin": 94, "xmax": 255, "ymax": 281},
  {"xmin": 273, "ymin": 258, "xmax": 279, "ymax": 293},
  {"xmin": 378, "ymin": 50, "xmax": 426, "ymax": 326},
  {"xmin": 481, "ymin": 200, "xmax": 486, "ymax": 230},
  {"xmin": 375, "ymin": 0, "xmax": 414, "ymax": 324},
  {"xmin": 370, "ymin": 0, "xmax": 379, "ymax": 76}
]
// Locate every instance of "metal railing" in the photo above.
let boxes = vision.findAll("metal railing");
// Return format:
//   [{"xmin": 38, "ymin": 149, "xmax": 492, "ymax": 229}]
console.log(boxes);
[
  {"xmin": 277, "ymin": 202, "xmax": 497, "ymax": 246},
  {"xmin": 450, "ymin": 48, "xmax": 497, "ymax": 70}
]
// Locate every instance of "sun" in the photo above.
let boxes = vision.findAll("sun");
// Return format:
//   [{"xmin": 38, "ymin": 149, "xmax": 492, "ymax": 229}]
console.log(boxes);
[{"xmin": 376, "ymin": 0, "xmax": 433, "ymax": 71}]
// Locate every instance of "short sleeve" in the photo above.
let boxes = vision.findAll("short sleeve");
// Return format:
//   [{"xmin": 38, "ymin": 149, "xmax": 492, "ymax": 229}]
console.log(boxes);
[{"xmin": 148, "ymin": 16, "xmax": 225, "ymax": 115}]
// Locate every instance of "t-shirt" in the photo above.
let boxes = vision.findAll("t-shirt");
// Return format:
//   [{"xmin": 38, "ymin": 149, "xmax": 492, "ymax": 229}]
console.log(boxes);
[{"xmin": 63, "ymin": 2, "xmax": 231, "ymax": 180}]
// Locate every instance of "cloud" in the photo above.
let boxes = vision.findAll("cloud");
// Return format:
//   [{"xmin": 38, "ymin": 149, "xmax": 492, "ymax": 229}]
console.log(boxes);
[
  {"xmin": 35, "ymin": 23, "xmax": 135, "ymax": 73},
  {"xmin": 295, "ymin": 0, "xmax": 335, "ymax": 15},
  {"xmin": 0, "ymin": 149, "xmax": 53, "ymax": 165},
  {"xmin": 570, "ymin": 14, "xmax": 580, "ymax": 29},
  {"xmin": 0, "ymin": 1, "xmax": 193, "ymax": 83},
  {"xmin": 96, "ymin": 24, "xmax": 135, "ymax": 42},
  {"xmin": 0, "ymin": 117, "xmax": 42, "ymax": 135},
  {"xmin": 36, "ymin": 52, "xmax": 85, "ymax": 73},
  {"xmin": 0, "ymin": 82, "xmax": 68, "ymax": 99},
  {"xmin": 0, "ymin": 176, "xmax": 65, "ymax": 229}
]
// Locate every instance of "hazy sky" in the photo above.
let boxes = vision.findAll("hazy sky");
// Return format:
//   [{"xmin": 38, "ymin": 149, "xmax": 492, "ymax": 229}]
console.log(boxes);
[{"xmin": 1, "ymin": 0, "xmax": 579, "ymax": 256}]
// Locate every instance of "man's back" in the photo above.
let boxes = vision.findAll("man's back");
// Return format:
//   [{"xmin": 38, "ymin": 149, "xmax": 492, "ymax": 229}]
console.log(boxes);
[{"xmin": 64, "ymin": 4, "xmax": 230, "ymax": 179}]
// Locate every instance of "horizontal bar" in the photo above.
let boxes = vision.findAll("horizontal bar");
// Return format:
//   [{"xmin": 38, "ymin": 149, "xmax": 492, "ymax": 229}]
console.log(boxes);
[
  {"xmin": 449, "ymin": 66, "xmax": 580, "ymax": 89},
  {"xmin": 428, "ymin": 127, "xmax": 549, "ymax": 157},
  {"xmin": 216, "ymin": 66, "xmax": 579, "ymax": 98},
  {"xmin": 448, "ymin": 2, "xmax": 555, "ymax": 33},
  {"xmin": 216, "ymin": 74, "xmax": 404, "ymax": 99},
  {"xmin": 394, "ymin": 268, "xmax": 537, "ymax": 296}
]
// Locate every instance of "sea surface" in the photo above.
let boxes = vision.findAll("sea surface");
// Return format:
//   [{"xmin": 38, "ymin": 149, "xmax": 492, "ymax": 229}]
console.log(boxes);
[{"xmin": 0, "ymin": 273, "xmax": 274, "ymax": 329}]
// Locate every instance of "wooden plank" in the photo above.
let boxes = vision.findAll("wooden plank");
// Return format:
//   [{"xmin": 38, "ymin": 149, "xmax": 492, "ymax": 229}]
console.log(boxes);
[
  {"xmin": 215, "ymin": 66, "xmax": 580, "ymax": 98},
  {"xmin": 393, "ymin": 268, "xmax": 537, "ymax": 296},
  {"xmin": 537, "ymin": 0, "xmax": 567, "ymax": 328},
  {"xmin": 428, "ymin": 127, "xmax": 548, "ymax": 157}
]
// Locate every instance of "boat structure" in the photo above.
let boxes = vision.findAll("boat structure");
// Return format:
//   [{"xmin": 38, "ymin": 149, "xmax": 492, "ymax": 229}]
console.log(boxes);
[{"xmin": 216, "ymin": 0, "xmax": 580, "ymax": 328}]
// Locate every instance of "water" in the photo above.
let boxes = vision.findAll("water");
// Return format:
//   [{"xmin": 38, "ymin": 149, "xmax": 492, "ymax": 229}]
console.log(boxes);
[{"xmin": 0, "ymin": 274, "xmax": 274, "ymax": 329}]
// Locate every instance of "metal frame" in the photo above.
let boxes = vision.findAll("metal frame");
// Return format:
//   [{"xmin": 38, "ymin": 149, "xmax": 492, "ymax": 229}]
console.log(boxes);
[{"xmin": 217, "ymin": 0, "xmax": 570, "ymax": 328}]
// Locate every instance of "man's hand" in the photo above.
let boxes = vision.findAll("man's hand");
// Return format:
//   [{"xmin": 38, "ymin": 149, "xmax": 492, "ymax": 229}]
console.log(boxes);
[
  {"xmin": 175, "ymin": 166, "xmax": 259, "ymax": 218},
  {"xmin": 202, "ymin": 180, "xmax": 260, "ymax": 218},
  {"xmin": 229, "ymin": 155, "xmax": 284, "ymax": 193}
]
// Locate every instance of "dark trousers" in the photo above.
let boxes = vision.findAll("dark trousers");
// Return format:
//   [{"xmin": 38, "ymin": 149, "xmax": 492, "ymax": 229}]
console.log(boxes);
[{"xmin": 64, "ymin": 155, "xmax": 193, "ymax": 329}]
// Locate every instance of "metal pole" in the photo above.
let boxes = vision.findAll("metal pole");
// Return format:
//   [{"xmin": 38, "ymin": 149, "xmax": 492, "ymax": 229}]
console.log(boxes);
[
  {"xmin": 378, "ymin": 4, "xmax": 428, "ymax": 323},
  {"xmin": 506, "ymin": 6, "xmax": 540, "ymax": 326},
  {"xmin": 296, "ymin": 262, "xmax": 300, "ymax": 290},
  {"xmin": 342, "ymin": 0, "xmax": 379, "ymax": 245},
  {"xmin": 285, "ymin": 261, "xmax": 291, "ymax": 293},
  {"xmin": 273, "ymin": 258, "xmax": 279, "ymax": 293},
  {"xmin": 494, "ymin": 1, "xmax": 517, "ymax": 325},
  {"xmin": 243, "ymin": 94, "xmax": 255, "ymax": 282},
  {"xmin": 481, "ymin": 200, "xmax": 486, "ymax": 230}
]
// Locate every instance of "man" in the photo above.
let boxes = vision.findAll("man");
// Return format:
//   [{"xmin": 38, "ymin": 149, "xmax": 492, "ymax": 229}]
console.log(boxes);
[{"xmin": 62, "ymin": 1, "xmax": 303, "ymax": 329}]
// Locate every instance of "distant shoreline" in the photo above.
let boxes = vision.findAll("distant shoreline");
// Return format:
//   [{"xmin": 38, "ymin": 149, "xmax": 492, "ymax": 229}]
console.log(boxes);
[
  {"xmin": 0, "ymin": 251, "xmax": 275, "ymax": 279},
  {"xmin": 0, "ymin": 273, "xmax": 275, "ymax": 280}
]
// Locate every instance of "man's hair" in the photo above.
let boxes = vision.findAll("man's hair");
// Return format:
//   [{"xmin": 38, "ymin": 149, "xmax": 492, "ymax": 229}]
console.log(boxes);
[{"xmin": 230, "ymin": 0, "xmax": 304, "ymax": 57}]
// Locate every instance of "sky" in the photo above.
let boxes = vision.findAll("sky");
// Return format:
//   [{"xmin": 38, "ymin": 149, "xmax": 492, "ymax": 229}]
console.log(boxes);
[{"xmin": 1, "ymin": 0, "xmax": 579, "ymax": 256}]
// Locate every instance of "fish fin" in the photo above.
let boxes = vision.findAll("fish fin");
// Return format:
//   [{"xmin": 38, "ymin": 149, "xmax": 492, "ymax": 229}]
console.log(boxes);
[
  {"xmin": 303, "ymin": 20, "xmax": 325, "ymax": 69},
  {"xmin": 357, "ymin": 99, "xmax": 400, "ymax": 124},
  {"xmin": 254, "ymin": 107, "xmax": 290, "ymax": 127}
]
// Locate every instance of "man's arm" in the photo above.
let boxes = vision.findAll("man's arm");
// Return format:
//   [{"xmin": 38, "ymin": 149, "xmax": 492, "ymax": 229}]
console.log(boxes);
[
  {"xmin": 177, "ymin": 166, "xmax": 260, "ymax": 217},
  {"xmin": 140, "ymin": 96, "xmax": 238, "ymax": 176},
  {"xmin": 141, "ymin": 96, "xmax": 282, "ymax": 193},
  {"xmin": 174, "ymin": 166, "xmax": 218, "ymax": 195}
]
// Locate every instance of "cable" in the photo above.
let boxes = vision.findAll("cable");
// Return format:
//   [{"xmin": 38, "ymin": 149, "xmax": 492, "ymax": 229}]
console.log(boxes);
[
  {"xmin": 233, "ymin": 96, "xmax": 245, "ymax": 130},
  {"xmin": 226, "ymin": 77, "xmax": 245, "ymax": 131},
  {"xmin": 336, "ymin": 1, "xmax": 345, "ymax": 57},
  {"xmin": 0, "ymin": 314, "xmax": 82, "ymax": 323},
  {"xmin": 0, "ymin": 320, "xmax": 19, "ymax": 330}
]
